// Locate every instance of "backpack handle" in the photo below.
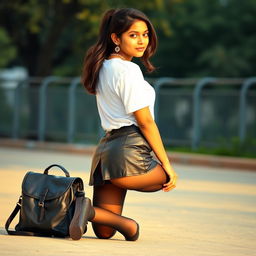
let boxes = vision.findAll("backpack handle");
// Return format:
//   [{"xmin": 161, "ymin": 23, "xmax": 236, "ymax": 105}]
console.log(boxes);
[{"xmin": 44, "ymin": 164, "xmax": 70, "ymax": 177}]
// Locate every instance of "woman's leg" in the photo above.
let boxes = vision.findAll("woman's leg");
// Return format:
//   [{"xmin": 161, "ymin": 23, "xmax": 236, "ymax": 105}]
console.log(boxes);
[
  {"xmin": 91, "ymin": 182, "xmax": 137, "ymax": 240},
  {"xmin": 111, "ymin": 164, "xmax": 168, "ymax": 192},
  {"xmin": 89, "ymin": 164, "xmax": 167, "ymax": 240}
]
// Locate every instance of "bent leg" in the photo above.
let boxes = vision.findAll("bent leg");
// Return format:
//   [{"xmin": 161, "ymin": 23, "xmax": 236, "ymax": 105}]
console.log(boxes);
[
  {"xmin": 92, "ymin": 182, "xmax": 127, "ymax": 239},
  {"xmin": 111, "ymin": 164, "xmax": 168, "ymax": 192},
  {"xmin": 90, "ymin": 164, "xmax": 168, "ymax": 240}
]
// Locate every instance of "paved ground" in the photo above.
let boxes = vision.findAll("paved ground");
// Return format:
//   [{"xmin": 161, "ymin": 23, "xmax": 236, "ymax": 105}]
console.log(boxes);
[{"xmin": 0, "ymin": 147, "xmax": 255, "ymax": 256}]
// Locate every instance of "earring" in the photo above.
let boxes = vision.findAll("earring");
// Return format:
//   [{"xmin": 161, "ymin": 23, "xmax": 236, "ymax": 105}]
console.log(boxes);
[{"xmin": 115, "ymin": 45, "xmax": 120, "ymax": 53}]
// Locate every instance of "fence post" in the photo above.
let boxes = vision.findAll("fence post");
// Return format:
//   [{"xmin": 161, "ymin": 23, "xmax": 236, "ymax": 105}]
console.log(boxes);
[
  {"xmin": 12, "ymin": 79, "xmax": 27, "ymax": 139},
  {"xmin": 67, "ymin": 77, "xmax": 80, "ymax": 143},
  {"xmin": 192, "ymin": 77, "xmax": 217, "ymax": 150},
  {"xmin": 239, "ymin": 77, "xmax": 256, "ymax": 142},
  {"xmin": 38, "ymin": 76, "xmax": 61, "ymax": 141},
  {"xmin": 154, "ymin": 77, "xmax": 176, "ymax": 124}
]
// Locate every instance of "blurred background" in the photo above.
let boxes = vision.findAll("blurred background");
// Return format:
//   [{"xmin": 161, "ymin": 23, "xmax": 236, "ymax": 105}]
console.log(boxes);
[{"xmin": 0, "ymin": 0, "xmax": 255, "ymax": 157}]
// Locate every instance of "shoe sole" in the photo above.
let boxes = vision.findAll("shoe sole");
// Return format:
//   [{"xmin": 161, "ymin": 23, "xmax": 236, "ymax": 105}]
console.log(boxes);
[{"xmin": 69, "ymin": 197, "xmax": 91, "ymax": 240}]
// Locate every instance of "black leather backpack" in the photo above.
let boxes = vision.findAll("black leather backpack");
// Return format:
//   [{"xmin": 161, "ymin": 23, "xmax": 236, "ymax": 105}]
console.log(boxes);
[{"xmin": 5, "ymin": 164, "xmax": 84, "ymax": 237}]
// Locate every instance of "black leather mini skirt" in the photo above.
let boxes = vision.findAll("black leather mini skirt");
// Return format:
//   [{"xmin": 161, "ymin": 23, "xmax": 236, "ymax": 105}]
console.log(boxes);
[{"xmin": 89, "ymin": 125, "xmax": 158, "ymax": 186}]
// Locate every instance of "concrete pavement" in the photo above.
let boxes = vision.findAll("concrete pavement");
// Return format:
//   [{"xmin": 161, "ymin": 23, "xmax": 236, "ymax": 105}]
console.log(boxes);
[{"xmin": 0, "ymin": 147, "xmax": 256, "ymax": 256}]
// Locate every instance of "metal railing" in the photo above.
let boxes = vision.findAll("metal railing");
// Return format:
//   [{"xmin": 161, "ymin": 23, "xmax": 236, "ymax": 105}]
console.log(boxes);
[
  {"xmin": 239, "ymin": 77, "xmax": 256, "ymax": 143},
  {"xmin": 0, "ymin": 76, "xmax": 255, "ymax": 149}
]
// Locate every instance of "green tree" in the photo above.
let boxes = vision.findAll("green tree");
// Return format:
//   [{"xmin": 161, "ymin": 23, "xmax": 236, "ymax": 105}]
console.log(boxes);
[
  {"xmin": 0, "ymin": 0, "xmax": 106, "ymax": 76},
  {"xmin": 0, "ymin": 0, "xmax": 169, "ymax": 76},
  {"xmin": 153, "ymin": 0, "xmax": 256, "ymax": 78},
  {"xmin": 1, "ymin": 0, "xmax": 255, "ymax": 78}
]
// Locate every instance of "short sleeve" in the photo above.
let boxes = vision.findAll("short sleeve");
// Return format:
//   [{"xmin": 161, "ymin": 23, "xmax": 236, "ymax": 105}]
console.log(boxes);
[{"xmin": 117, "ymin": 64, "xmax": 150, "ymax": 114}]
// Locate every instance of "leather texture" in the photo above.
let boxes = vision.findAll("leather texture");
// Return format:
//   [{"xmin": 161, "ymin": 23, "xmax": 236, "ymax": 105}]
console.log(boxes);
[
  {"xmin": 89, "ymin": 125, "xmax": 158, "ymax": 186},
  {"xmin": 8, "ymin": 164, "xmax": 84, "ymax": 237}
]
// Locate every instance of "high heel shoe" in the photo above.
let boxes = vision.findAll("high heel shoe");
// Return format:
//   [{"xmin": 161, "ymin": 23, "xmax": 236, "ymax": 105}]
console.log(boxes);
[{"xmin": 69, "ymin": 196, "xmax": 94, "ymax": 240}]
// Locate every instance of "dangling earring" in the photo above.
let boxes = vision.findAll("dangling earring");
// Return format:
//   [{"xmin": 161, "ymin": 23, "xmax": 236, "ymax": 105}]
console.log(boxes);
[{"xmin": 115, "ymin": 45, "xmax": 120, "ymax": 53}]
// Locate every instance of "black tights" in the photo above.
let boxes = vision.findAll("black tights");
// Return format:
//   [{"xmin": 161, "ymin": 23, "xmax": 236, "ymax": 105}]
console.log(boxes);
[{"xmin": 90, "ymin": 164, "xmax": 168, "ymax": 239}]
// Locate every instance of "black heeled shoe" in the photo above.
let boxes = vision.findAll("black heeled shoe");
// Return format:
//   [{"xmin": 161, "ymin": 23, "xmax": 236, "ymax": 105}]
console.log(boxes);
[
  {"xmin": 69, "ymin": 196, "xmax": 94, "ymax": 240},
  {"xmin": 124, "ymin": 222, "xmax": 140, "ymax": 241}
]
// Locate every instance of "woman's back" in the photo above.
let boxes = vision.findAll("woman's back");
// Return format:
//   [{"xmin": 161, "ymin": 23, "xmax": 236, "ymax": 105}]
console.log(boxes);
[{"xmin": 96, "ymin": 58, "xmax": 155, "ymax": 131}]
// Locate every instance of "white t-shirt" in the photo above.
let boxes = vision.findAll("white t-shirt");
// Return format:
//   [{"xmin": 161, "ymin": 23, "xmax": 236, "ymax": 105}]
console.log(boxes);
[{"xmin": 96, "ymin": 58, "xmax": 155, "ymax": 131}]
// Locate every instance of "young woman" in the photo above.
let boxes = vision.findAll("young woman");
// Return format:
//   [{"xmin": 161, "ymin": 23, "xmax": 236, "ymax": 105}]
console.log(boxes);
[{"xmin": 69, "ymin": 7, "xmax": 178, "ymax": 241}]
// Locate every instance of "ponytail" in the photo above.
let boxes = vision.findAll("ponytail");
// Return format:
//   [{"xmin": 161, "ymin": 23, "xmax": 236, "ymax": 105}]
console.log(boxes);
[{"xmin": 81, "ymin": 9, "xmax": 116, "ymax": 94}]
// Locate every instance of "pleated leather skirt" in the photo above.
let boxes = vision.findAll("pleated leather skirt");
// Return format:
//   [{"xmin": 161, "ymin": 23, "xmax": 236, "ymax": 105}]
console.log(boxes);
[{"xmin": 89, "ymin": 125, "xmax": 158, "ymax": 186}]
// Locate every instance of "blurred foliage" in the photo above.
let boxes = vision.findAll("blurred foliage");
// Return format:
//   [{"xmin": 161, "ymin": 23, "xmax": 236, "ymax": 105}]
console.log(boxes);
[
  {"xmin": 0, "ymin": 0, "xmax": 255, "ymax": 78},
  {"xmin": 0, "ymin": 28, "xmax": 16, "ymax": 67},
  {"xmin": 154, "ymin": 0, "xmax": 256, "ymax": 77}
]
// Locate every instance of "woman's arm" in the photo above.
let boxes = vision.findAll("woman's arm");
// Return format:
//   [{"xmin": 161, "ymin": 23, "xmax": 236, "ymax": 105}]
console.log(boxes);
[{"xmin": 133, "ymin": 106, "xmax": 178, "ymax": 192}]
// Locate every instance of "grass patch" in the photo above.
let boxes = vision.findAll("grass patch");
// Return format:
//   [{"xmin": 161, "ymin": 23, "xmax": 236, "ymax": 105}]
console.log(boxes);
[{"xmin": 167, "ymin": 137, "xmax": 256, "ymax": 159}]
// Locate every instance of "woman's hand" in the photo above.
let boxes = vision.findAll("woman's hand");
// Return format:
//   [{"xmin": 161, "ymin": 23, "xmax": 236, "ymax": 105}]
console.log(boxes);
[{"xmin": 162, "ymin": 162, "xmax": 178, "ymax": 192}]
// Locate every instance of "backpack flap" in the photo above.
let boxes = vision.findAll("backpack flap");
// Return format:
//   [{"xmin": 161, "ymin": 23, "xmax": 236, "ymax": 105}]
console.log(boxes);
[{"xmin": 21, "ymin": 172, "xmax": 83, "ymax": 201}]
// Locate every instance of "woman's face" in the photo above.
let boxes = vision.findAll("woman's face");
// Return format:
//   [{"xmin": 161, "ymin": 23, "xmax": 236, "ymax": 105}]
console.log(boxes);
[{"xmin": 112, "ymin": 20, "xmax": 149, "ymax": 61}]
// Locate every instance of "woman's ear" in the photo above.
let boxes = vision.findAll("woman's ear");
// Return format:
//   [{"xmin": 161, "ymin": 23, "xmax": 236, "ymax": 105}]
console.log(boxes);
[{"xmin": 111, "ymin": 33, "xmax": 121, "ymax": 46}]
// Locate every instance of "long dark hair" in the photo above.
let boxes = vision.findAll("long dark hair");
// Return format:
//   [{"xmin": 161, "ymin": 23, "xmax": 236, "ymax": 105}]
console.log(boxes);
[{"xmin": 81, "ymin": 8, "xmax": 157, "ymax": 94}]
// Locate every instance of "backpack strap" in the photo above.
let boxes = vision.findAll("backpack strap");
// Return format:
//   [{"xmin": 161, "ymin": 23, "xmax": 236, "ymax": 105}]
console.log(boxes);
[{"xmin": 5, "ymin": 196, "xmax": 45, "ymax": 236}]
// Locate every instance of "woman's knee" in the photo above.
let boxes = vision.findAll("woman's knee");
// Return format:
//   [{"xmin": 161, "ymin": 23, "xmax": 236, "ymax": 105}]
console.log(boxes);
[{"xmin": 92, "ymin": 223, "xmax": 116, "ymax": 239}]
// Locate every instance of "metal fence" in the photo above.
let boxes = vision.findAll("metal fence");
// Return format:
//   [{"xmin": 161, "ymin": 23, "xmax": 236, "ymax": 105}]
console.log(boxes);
[{"xmin": 0, "ymin": 76, "xmax": 255, "ymax": 149}]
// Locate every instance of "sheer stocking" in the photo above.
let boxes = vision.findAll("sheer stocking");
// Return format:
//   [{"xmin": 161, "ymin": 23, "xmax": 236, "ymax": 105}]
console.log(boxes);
[
  {"xmin": 91, "ymin": 206, "xmax": 138, "ymax": 240},
  {"xmin": 90, "ymin": 164, "xmax": 168, "ymax": 240},
  {"xmin": 91, "ymin": 183, "xmax": 138, "ymax": 239}
]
